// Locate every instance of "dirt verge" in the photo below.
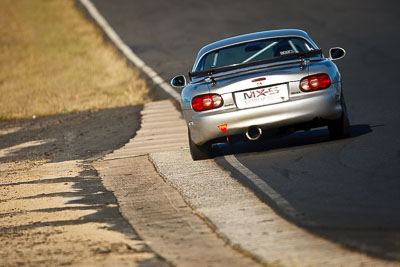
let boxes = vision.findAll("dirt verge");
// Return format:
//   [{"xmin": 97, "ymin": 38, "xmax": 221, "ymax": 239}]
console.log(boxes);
[{"xmin": 0, "ymin": 106, "xmax": 168, "ymax": 266}]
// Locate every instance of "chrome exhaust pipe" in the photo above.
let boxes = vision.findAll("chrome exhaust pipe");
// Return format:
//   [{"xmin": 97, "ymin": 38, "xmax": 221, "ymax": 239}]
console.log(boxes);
[{"xmin": 245, "ymin": 126, "xmax": 262, "ymax": 141}]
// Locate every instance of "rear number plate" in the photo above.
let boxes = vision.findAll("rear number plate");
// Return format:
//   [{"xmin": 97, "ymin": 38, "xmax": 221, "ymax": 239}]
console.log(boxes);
[{"xmin": 235, "ymin": 84, "xmax": 289, "ymax": 109}]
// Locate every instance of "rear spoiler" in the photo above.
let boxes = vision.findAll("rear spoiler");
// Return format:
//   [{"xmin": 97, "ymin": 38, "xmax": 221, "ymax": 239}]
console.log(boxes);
[{"xmin": 189, "ymin": 49, "xmax": 322, "ymax": 81}]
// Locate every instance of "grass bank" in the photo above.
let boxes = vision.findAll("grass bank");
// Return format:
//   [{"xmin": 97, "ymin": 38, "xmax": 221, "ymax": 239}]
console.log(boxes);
[{"xmin": 0, "ymin": 0, "xmax": 149, "ymax": 119}]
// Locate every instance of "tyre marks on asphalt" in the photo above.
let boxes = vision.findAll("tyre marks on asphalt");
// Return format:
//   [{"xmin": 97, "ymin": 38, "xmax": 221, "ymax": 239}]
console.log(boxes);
[{"xmin": 94, "ymin": 100, "xmax": 258, "ymax": 266}]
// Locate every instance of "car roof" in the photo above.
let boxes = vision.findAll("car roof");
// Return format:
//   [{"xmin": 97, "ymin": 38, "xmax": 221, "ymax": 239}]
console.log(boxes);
[{"xmin": 193, "ymin": 29, "xmax": 319, "ymax": 70}]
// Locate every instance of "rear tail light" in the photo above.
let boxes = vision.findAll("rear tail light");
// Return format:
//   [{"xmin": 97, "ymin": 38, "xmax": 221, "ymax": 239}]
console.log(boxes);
[
  {"xmin": 300, "ymin": 74, "xmax": 331, "ymax": 92},
  {"xmin": 192, "ymin": 94, "xmax": 224, "ymax": 111}
]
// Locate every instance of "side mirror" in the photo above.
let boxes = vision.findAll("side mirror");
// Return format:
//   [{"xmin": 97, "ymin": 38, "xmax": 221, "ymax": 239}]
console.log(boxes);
[
  {"xmin": 329, "ymin": 47, "xmax": 346, "ymax": 61},
  {"xmin": 171, "ymin": 75, "xmax": 187, "ymax": 88}
]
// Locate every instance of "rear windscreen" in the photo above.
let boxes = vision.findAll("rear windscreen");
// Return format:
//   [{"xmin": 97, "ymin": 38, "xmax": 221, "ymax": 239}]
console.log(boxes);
[{"xmin": 195, "ymin": 37, "xmax": 315, "ymax": 72}]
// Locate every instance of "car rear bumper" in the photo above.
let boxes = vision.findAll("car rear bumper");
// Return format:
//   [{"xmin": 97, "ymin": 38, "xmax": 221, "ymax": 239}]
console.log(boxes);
[{"xmin": 186, "ymin": 89, "xmax": 342, "ymax": 145}]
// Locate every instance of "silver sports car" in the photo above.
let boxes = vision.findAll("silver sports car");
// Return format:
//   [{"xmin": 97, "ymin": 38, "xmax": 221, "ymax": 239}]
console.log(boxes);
[{"xmin": 171, "ymin": 29, "xmax": 349, "ymax": 160}]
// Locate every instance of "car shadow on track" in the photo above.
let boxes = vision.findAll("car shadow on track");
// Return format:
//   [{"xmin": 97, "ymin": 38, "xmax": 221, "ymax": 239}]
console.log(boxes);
[{"xmin": 213, "ymin": 124, "xmax": 372, "ymax": 157}]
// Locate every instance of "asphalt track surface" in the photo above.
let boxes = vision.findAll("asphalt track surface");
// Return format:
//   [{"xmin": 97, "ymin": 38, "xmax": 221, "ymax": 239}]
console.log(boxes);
[{"xmin": 90, "ymin": 0, "xmax": 400, "ymax": 260}]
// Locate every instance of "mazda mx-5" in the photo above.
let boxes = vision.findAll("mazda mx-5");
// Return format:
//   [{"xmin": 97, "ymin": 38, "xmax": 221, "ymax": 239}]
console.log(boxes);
[{"xmin": 171, "ymin": 29, "xmax": 349, "ymax": 160}]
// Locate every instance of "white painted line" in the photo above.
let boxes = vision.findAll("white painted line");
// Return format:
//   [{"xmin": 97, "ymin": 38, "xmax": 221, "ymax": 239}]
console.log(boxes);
[
  {"xmin": 224, "ymin": 154, "xmax": 301, "ymax": 219},
  {"xmin": 79, "ymin": 0, "xmax": 181, "ymax": 102}
]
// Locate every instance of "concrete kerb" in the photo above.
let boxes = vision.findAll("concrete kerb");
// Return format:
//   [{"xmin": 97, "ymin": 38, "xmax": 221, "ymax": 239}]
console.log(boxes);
[{"xmin": 91, "ymin": 97, "xmax": 260, "ymax": 265}]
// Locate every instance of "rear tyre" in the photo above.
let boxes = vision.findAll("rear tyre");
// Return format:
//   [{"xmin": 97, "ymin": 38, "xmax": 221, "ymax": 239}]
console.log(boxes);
[
  {"xmin": 188, "ymin": 130, "xmax": 213, "ymax": 161},
  {"xmin": 328, "ymin": 94, "xmax": 350, "ymax": 140}
]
